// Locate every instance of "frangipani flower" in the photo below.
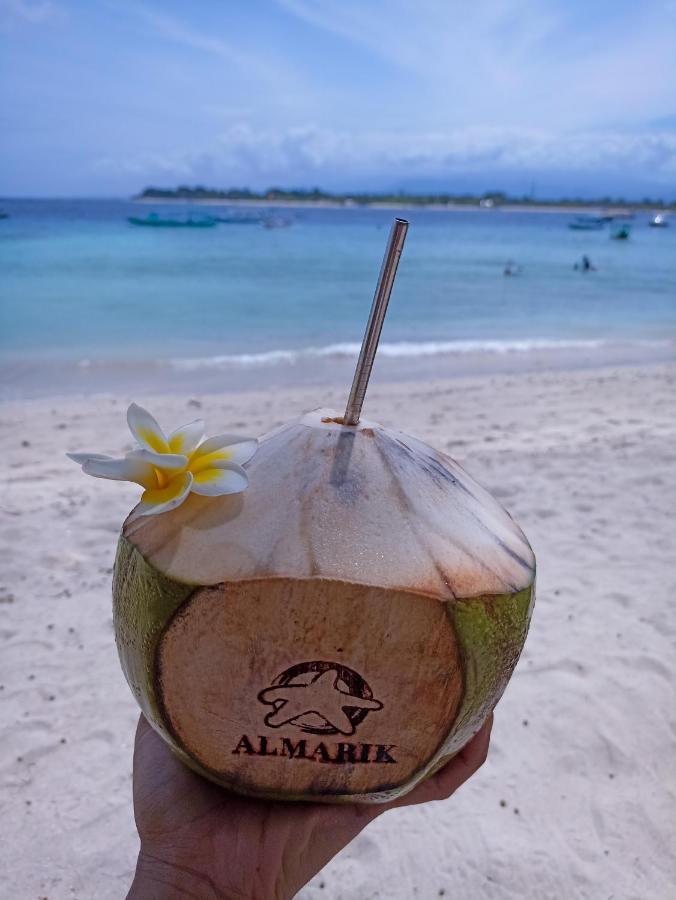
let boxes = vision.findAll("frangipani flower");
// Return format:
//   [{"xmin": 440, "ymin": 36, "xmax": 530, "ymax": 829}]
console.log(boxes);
[{"xmin": 68, "ymin": 403, "xmax": 257, "ymax": 516}]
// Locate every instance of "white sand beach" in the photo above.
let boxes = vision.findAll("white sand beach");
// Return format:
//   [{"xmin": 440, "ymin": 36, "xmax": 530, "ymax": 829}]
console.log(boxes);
[{"xmin": 1, "ymin": 362, "xmax": 675, "ymax": 899}]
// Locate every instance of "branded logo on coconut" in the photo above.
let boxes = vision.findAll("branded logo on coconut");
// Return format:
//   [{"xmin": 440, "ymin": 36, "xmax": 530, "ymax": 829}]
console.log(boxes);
[{"xmin": 232, "ymin": 661, "xmax": 397, "ymax": 765}]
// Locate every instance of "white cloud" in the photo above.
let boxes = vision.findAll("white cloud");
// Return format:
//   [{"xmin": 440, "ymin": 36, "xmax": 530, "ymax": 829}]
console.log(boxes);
[
  {"xmin": 124, "ymin": 5, "xmax": 265, "ymax": 72},
  {"xmin": 100, "ymin": 2, "xmax": 676, "ymax": 174},
  {"xmin": 276, "ymin": 0, "xmax": 676, "ymax": 132},
  {"xmin": 111, "ymin": 3, "xmax": 309, "ymax": 105},
  {"xmin": 14, "ymin": 0, "xmax": 673, "ymax": 194},
  {"xmin": 92, "ymin": 122, "xmax": 676, "ymax": 186}
]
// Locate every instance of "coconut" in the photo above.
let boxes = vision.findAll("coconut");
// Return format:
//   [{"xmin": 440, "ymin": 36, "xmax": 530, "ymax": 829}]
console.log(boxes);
[{"xmin": 114, "ymin": 408, "xmax": 535, "ymax": 803}]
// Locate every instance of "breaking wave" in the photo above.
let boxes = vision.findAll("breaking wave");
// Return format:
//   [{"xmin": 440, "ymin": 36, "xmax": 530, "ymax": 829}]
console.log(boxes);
[{"xmin": 166, "ymin": 337, "xmax": 640, "ymax": 370}]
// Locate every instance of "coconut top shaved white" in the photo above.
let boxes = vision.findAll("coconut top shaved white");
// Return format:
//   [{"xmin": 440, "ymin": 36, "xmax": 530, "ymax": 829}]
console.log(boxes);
[{"xmin": 123, "ymin": 408, "xmax": 535, "ymax": 600}]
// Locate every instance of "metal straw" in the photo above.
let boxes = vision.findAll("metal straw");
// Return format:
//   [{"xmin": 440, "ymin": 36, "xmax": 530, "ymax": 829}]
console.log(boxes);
[{"xmin": 343, "ymin": 217, "xmax": 409, "ymax": 425}]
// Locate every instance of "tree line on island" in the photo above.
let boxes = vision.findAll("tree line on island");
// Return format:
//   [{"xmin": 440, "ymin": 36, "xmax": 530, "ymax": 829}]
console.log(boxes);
[{"xmin": 135, "ymin": 185, "xmax": 674, "ymax": 210}]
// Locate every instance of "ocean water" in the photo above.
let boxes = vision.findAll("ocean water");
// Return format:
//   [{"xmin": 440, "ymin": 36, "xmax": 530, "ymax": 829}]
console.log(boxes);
[{"xmin": 1, "ymin": 198, "xmax": 674, "ymax": 397}]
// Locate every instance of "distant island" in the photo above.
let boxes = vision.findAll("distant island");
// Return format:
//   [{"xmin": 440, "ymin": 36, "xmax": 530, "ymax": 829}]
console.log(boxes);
[{"xmin": 135, "ymin": 186, "xmax": 675, "ymax": 211}]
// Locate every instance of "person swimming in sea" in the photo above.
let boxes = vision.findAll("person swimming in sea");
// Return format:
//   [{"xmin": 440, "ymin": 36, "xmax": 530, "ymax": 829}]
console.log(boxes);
[{"xmin": 574, "ymin": 255, "xmax": 596, "ymax": 272}]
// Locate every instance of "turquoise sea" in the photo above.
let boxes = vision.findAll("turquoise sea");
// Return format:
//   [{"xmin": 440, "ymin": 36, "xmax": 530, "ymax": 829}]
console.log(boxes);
[{"xmin": 1, "ymin": 199, "xmax": 674, "ymax": 398}]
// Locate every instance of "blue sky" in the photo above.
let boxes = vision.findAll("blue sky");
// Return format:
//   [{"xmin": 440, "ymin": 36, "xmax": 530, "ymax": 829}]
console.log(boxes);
[{"xmin": 2, "ymin": 0, "xmax": 676, "ymax": 198}]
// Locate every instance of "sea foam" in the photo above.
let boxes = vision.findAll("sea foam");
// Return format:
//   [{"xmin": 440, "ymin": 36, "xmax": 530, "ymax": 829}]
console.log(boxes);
[{"xmin": 168, "ymin": 338, "xmax": 627, "ymax": 370}]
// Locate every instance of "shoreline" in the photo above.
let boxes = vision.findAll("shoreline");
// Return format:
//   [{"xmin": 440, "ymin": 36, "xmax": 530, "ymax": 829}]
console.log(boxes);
[
  {"xmin": 2, "ymin": 340, "xmax": 673, "ymax": 403},
  {"xmin": 132, "ymin": 196, "xmax": 655, "ymax": 215}
]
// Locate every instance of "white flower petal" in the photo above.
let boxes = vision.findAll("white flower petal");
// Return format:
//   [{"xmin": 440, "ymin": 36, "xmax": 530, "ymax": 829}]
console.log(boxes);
[
  {"xmin": 220, "ymin": 438, "xmax": 258, "ymax": 466},
  {"xmin": 127, "ymin": 403, "xmax": 169, "ymax": 453},
  {"xmin": 127, "ymin": 449, "xmax": 188, "ymax": 471},
  {"xmin": 191, "ymin": 433, "xmax": 257, "ymax": 460},
  {"xmin": 190, "ymin": 463, "xmax": 249, "ymax": 496},
  {"xmin": 82, "ymin": 455, "xmax": 158, "ymax": 488},
  {"xmin": 136, "ymin": 472, "xmax": 193, "ymax": 516},
  {"xmin": 168, "ymin": 419, "xmax": 205, "ymax": 455},
  {"xmin": 190, "ymin": 435, "xmax": 258, "ymax": 472},
  {"xmin": 66, "ymin": 452, "xmax": 113, "ymax": 465}
]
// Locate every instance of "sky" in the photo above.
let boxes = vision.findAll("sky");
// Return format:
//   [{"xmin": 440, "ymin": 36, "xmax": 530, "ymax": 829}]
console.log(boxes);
[{"xmin": 2, "ymin": 0, "xmax": 676, "ymax": 199}]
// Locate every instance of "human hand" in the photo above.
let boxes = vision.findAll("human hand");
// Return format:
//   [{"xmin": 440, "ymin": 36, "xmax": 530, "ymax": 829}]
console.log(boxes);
[{"xmin": 128, "ymin": 713, "xmax": 493, "ymax": 900}]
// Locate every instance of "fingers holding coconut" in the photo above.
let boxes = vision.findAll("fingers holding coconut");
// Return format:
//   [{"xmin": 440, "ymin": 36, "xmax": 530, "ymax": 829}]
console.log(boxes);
[
  {"xmin": 431, "ymin": 714, "xmax": 494, "ymax": 798},
  {"xmin": 384, "ymin": 714, "xmax": 494, "ymax": 810}
]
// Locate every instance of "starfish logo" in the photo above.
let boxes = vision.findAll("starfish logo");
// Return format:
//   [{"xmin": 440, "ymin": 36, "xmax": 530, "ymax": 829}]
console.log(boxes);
[{"xmin": 257, "ymin": 661, "xmax": 383, "ymax": 736}]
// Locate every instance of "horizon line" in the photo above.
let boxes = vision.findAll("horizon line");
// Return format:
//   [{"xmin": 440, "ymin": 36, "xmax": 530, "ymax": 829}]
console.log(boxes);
[{"xmin": 1, "ymin": 190, "xmax": 675, "ymax": 206}]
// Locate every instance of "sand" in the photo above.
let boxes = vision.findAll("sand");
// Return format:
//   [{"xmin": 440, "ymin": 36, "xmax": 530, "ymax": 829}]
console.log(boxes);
[{"xmin": 1, "ymin": 362, "xmax": 674, "ymax": 899}]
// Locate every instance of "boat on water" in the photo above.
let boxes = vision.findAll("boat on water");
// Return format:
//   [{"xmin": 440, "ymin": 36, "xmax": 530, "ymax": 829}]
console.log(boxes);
[
  {"xmin": 649, "ymin": 214, "xmax": 669, "ymax": 228},
  {"xmin": 213, "ymin": 214, "xmax": 263, "ymax": 225},
  {"xmin": 611, "ymin": 225, "xmax": 631, "ymax": 240},
  {"xmin": 128, "ymin": 213, "xmax": 217, "ymax": 228},
  {"xmin": 0, "ymin": 212, "xmax": 9, "ymax": 220},
  {"xmin": 568, "ymin": 216, "xmax": 605, "ymax": 231}
]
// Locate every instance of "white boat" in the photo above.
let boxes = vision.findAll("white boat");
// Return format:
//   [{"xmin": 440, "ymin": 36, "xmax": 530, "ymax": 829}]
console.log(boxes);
[{"xmin": 649, "ymin": 214, "xmax": 669, "ymax": 228}]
